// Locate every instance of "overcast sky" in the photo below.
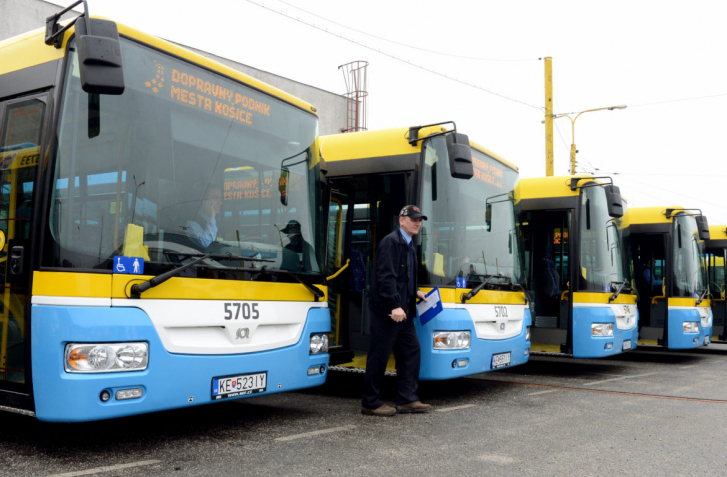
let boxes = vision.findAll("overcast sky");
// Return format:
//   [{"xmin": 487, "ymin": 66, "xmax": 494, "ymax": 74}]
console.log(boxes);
[{"xmin": 52, "ymin": 0, "xmax": 727, "ymax": 224}]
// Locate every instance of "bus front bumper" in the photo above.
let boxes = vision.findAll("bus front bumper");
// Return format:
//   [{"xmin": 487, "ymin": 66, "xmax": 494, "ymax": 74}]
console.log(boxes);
[
  {"xmin": 415, "ymin": 308, "xmax": 531, "ymax": 381},
  {"xmin": 31, "ymin": 305, "xmax": 330, "ymax": 422}
]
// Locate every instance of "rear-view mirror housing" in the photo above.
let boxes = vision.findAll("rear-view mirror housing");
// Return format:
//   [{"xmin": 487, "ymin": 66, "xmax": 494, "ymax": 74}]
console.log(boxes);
[
  {"xmin": 445, "ymin": 133, "xmax": 473, "ymax": 179},
  {"xmin": 696, "ymin": 215, "xmax": 710, "ymax": 240},
  {"xmin": 76, "ymin": 18, "xmax": 125, "ymax": 95},
  {"xmin": 606, "ymin": 185, "xmax": 623, "ymax": 218}
]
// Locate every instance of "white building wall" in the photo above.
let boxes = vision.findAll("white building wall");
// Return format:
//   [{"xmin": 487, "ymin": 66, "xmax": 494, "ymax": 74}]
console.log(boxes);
[{"xmin": 0, "ymin": 0, "xmax": 349, "ymax": 135}]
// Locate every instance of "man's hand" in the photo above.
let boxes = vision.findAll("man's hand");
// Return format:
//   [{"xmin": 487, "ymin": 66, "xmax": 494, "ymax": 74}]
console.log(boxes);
[
  {"xmin": 391, "ymin": 307, "xmax": 406, "ymax": 322},
  {"xmin": 416, "ymin": 290, "xmax": 428, "ymax": 302}
]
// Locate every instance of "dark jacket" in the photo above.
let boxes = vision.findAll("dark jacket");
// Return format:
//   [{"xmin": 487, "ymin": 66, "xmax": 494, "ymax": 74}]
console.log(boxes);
[{"xmin": 369, "ymin": 228, "xmax": 418, "ymax": 316}]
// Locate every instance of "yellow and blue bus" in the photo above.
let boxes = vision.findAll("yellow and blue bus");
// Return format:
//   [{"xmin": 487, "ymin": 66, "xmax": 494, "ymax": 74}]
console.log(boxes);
[
  {"xmin": 322, "ymin": 124, "xmax": 531, "ymax": 379},
  {"xmin": 629, "ymin": 207, "xmax": 712, "ymax": 349},
  {"xmin": 0, "ymin": 4, "xmax": 330, "ymax": 421},
  {"xmin": 515, "ymin": 176, "xmax": 638, "ymax": 358},
  {"xmin": 705, "ymin": 225, "xmax": 726, "ymax": 340}
]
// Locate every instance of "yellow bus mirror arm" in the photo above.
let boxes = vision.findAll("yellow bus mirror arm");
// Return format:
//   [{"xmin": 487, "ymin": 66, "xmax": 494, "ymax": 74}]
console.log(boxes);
[
  {"xmin": 651, "ymin": 295, "xmax": 665, "ymax": 305},
  {"xmin": 326, "ymin": 259, "xmax": 350, "ymax": 282},
  {"xmin": 561, "ymin": 290, "xmax": 569, "ymax": 301}
]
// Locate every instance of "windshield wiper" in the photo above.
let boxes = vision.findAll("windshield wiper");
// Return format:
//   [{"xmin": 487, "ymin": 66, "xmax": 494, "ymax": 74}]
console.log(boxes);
[
  {"xmin": 163, "ymin": 251, "xmax": 273, "ymax": 262},
  {"xmin": 131, "ymin": 253, "xmax": 216, "ymax": 298},
  {"xmin": 696, "ymin": 288, "xmax": 710, "ymax": 306},
  {"xmin": 509, "ymin": 282, "xmax": 532, "ymax": 304},
  {"xmin": 258, "ymin": 266, "xmax": 325, "ymax": 301},
  {"xmin": 130, "ymin": 256, "xmax": 324, "ymax": 300},
  {"xmin": 461, "ymin": 274, "xmax": 509, "ymax": 303},
  {"xmin": 609, "ymin": 280, "xmax": 632, "ymax": 303}
]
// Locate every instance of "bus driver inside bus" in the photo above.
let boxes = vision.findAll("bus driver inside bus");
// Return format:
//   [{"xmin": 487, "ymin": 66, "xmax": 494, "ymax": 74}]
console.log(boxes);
[{"xmin": 186, "ymin": 187, "xmax": 222, "ymax": 248}]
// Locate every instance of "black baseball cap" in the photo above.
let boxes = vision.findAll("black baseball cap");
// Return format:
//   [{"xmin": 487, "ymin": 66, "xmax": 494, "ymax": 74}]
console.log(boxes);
[{"xmin": 399, "ymin": 205, "xmax": 427, "ymax": 220}]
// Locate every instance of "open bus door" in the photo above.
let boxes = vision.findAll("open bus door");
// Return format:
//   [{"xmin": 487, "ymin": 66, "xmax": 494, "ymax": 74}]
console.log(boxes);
[
  {"xmin": 0, "ymin": 94, "xmax": 47, "ymax": 408},
  {"xmin": 521, "ymin": 209, "xmax": 573, "ymax": 353},
  {"xmin": 326, "ymin": 173, "xmax": 408, "ymax": 368}
]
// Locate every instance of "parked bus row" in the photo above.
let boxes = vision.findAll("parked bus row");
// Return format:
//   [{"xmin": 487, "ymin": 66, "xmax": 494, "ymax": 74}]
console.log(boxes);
[{"xmin": 0, "ymin": 5, "xmax": 721, "ymax": 421}]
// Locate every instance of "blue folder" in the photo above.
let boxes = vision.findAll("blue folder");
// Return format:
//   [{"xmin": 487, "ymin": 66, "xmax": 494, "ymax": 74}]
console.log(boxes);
[{"xmin": 417, "ymin": 286, "xmax": 443, "ymax": 325}]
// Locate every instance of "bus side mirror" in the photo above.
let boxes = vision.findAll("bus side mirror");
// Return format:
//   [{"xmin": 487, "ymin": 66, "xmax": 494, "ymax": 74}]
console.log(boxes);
[
  {"xmin": 485, "ymin": 202, "xmax": 492, "ymax": 232},
  {"xmin": 606, "ymin": 185, "xmax": 623, "ymax": 218},
  {"xmin": 445, "ymin": 133, "xmax": 473, "ymax": 179},
  {"xmin": 279, "ymin": 166, "xmax": 289, "ymax": 206},
  {"xmin": 696, "ymin": 215, "xmax": 710, "ymax": 240},
  {"xmin": 76, "ymin": 19, "xmax": 125, "ymax": 95}
]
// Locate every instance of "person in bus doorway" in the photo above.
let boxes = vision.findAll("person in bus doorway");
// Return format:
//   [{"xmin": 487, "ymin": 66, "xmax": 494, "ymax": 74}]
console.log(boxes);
[
  {"xmin": 280, "ymin": 220, "xmax": 314, "ymax": 272},
  {"xmin": 361, "ymin": 205, "xmax": 431, "ymax": 416},
  {"xmin": 186, "ymin": 187, "xmax": 222, "ymax": 248},
  {"xmin": 642, "ymin": 258, "xmax": 663, "ymax": 287}
]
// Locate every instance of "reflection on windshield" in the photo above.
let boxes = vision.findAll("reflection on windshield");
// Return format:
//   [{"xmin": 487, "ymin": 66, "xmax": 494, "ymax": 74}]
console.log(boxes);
[
  {"xmin": 672, "ymin": 215, "xmax": 707, "ymax": 297},
  {"xmin": 578, "ymin": 186, "xmax": 626, "ymax": 291},
  {"xmin": 420, "ymin": 139, "xmax": 524, "ymax": 287},
  {"xmin": 47, "ymin": 38, "xmax": 321, "ymax": 277}
]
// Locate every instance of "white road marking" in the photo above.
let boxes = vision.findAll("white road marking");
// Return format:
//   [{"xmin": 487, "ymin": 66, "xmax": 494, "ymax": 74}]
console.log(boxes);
[
  {"xmin": 48, "ymin": 460, "xmax": 161, "ymax": 477},
  {"xmin": 528, "ymin": 389, "xmax": 560, "ymax": 396},
  {"xmin": 275, "ymin": 425, "xmax": 356, "ymax": 442},
  {"xmin": 583, "ymin": 372, "xmax": 658, "ymax": 386},
  {"xmin": 435, "ymin": 404, "xmax": 476, "ymax": 412}
]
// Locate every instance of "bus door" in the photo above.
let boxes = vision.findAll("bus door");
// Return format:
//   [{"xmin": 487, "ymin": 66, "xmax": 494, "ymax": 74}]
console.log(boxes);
[
  {"xmin": 706, "ymin": 249, "xmax": 726, "ymax": 339},
  {"xmin": 0, "ymin": 93, "xmax": 47, "ymax": 400},
  {"xmin": 326, "ymin": 173, "xmax": 408, "ymax": 365},
  {"xmin": 633, "ymin": 234, "xmax": 668, "ymax": 343},
  {"xmin": 523, "ymin": 210, "xmax": 572, "ymax": 350}
]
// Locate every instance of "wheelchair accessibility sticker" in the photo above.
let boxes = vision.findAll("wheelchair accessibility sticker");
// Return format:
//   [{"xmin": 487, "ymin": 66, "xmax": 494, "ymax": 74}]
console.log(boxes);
[{"xmin": 114, "ymin": 256, "xmax": 144, "ymax": 275}]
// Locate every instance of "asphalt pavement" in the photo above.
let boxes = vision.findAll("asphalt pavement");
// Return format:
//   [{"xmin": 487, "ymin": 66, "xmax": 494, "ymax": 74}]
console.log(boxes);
[{"xmin": 2, "ymin": 344, "xmax": 727, "ymax": 476}]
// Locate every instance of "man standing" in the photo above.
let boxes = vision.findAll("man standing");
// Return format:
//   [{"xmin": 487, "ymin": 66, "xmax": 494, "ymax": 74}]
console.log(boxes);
[{"xmin": 361, "ymin": 205, "xmax": 431, "ymax": 416}]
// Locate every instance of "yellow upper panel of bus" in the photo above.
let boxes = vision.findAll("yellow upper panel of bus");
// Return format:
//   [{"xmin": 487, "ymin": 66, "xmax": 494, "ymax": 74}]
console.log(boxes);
[
  {"xmin": 709, "ymin": 225, "xmax": 727, "ymax": 241},
  {"xmin": 0, "ymin": 17, "xmax": 317, "ymax": 114},
  {"xmin": 629, "ymin": 206, "xmax": 685, "ymax": 225},
  {"xmin": 515, "ymin": 175, "xmax": 598, "ymax": 202},
  {"xmin": 319, "ymin": 126, "xmax": 518, "ymax": 172}
]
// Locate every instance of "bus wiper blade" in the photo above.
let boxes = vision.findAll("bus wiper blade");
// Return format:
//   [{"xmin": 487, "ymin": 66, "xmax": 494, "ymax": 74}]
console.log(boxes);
[
  {"xmin": 258, "ymin": 266, "xmax": 325, "ymax": 301},
  {"xmin": 696, "ymin": 288, "xmax": 710, "ymax": 306},
  {"xmin": 609, "ymin": 280, "xmax": 632, "ymax": 303},
  {"xmin": 461, "ymin": 274, "xmax": 509, "ymax": 303},
  {"xmin": 163, "ymin": 251, "xmax": 273, "ymax": 262},
  {"xmin": 509, "ymin": 282, "xmax": 532, "ymax": 304},
  {"xmin": 131, "ymin": 253, "xmax": 216, "ymax": 299}
]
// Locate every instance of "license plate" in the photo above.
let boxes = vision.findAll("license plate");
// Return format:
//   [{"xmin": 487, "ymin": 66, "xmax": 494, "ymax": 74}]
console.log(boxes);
[
  {"xmin": 491, "ymin": 352, "xmax": 511, "ymax": 369},
  {"xmin": 623, "ymin": 340, "xmax": 632, "ymax": 351},
  {"xmin": 212, "ymin": 372, "xmax": 267, "ymax": 400}
]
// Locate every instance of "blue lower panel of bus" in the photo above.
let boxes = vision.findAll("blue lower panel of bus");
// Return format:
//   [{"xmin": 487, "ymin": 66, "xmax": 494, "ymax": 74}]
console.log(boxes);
[
  {"xmin": 31, "ymin": 305, "xmax": 330, "ymax": 422},
  {"xmin": 572, "ymin": 307, "xmax": 639, "ymax": 358},
  {"xmin": 415, "ymin": 308, "xmax": 531, "ymax": 381},
  {"xmin": 666, "ymin": 308, "xmax": 710, "ymax": 349}
]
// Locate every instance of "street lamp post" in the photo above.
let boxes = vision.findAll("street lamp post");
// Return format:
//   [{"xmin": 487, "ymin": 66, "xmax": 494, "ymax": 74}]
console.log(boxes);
[{"xmin": 551, "ymin": 105, "xmax": 627, "ymax": 175}]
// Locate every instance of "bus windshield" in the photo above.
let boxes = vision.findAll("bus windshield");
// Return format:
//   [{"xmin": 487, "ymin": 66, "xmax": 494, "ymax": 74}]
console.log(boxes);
[
  {"xmin": 47, "ymin": 38, "xmax": 321, "ymax": 277},
  {"xmin": 672, "ymin": 214, "xmax": 708, "ymax": 297},
  {"xmin": 420, "ymin": 139, "xmax": 524, "ymax": 287},
  {"xmin": 578, "ymin": 185, "xmax": 627, "ymax": 291}
]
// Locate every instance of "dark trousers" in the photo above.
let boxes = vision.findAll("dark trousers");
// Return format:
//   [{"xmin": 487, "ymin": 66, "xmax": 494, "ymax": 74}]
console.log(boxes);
[{"xmin": 361, "ymin": 307, "xmax": 421, "ymax": 409}]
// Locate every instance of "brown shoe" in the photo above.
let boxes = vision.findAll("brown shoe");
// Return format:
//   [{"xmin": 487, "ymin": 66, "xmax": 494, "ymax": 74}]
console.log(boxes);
[
  {"xmin": 361, "ymin": 404, "xmax": 397, "ymax": 416},
  {"xmin": 396, "ymin": 401, "xmax": 432, "ymax": 413}
]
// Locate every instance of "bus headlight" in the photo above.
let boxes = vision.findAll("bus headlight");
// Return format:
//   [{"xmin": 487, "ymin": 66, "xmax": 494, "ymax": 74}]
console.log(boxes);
[
  {"xmin": 433, "ymin": 331, "xmax": 471, "ymax": 350},
  {"xmin": 309, "ymin": 333, "xmax": 329, "ymax": 354},
  {"xmin": 592, "ymin": 323, "xmax": 614, "ymax": 337},
  {"xmin": 65, "ymin": 343, "xmax": 148, "ymax": 373},
  {"xmin": 683, "ymin": 321, "xmax": 699, "ymax": 333}
]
